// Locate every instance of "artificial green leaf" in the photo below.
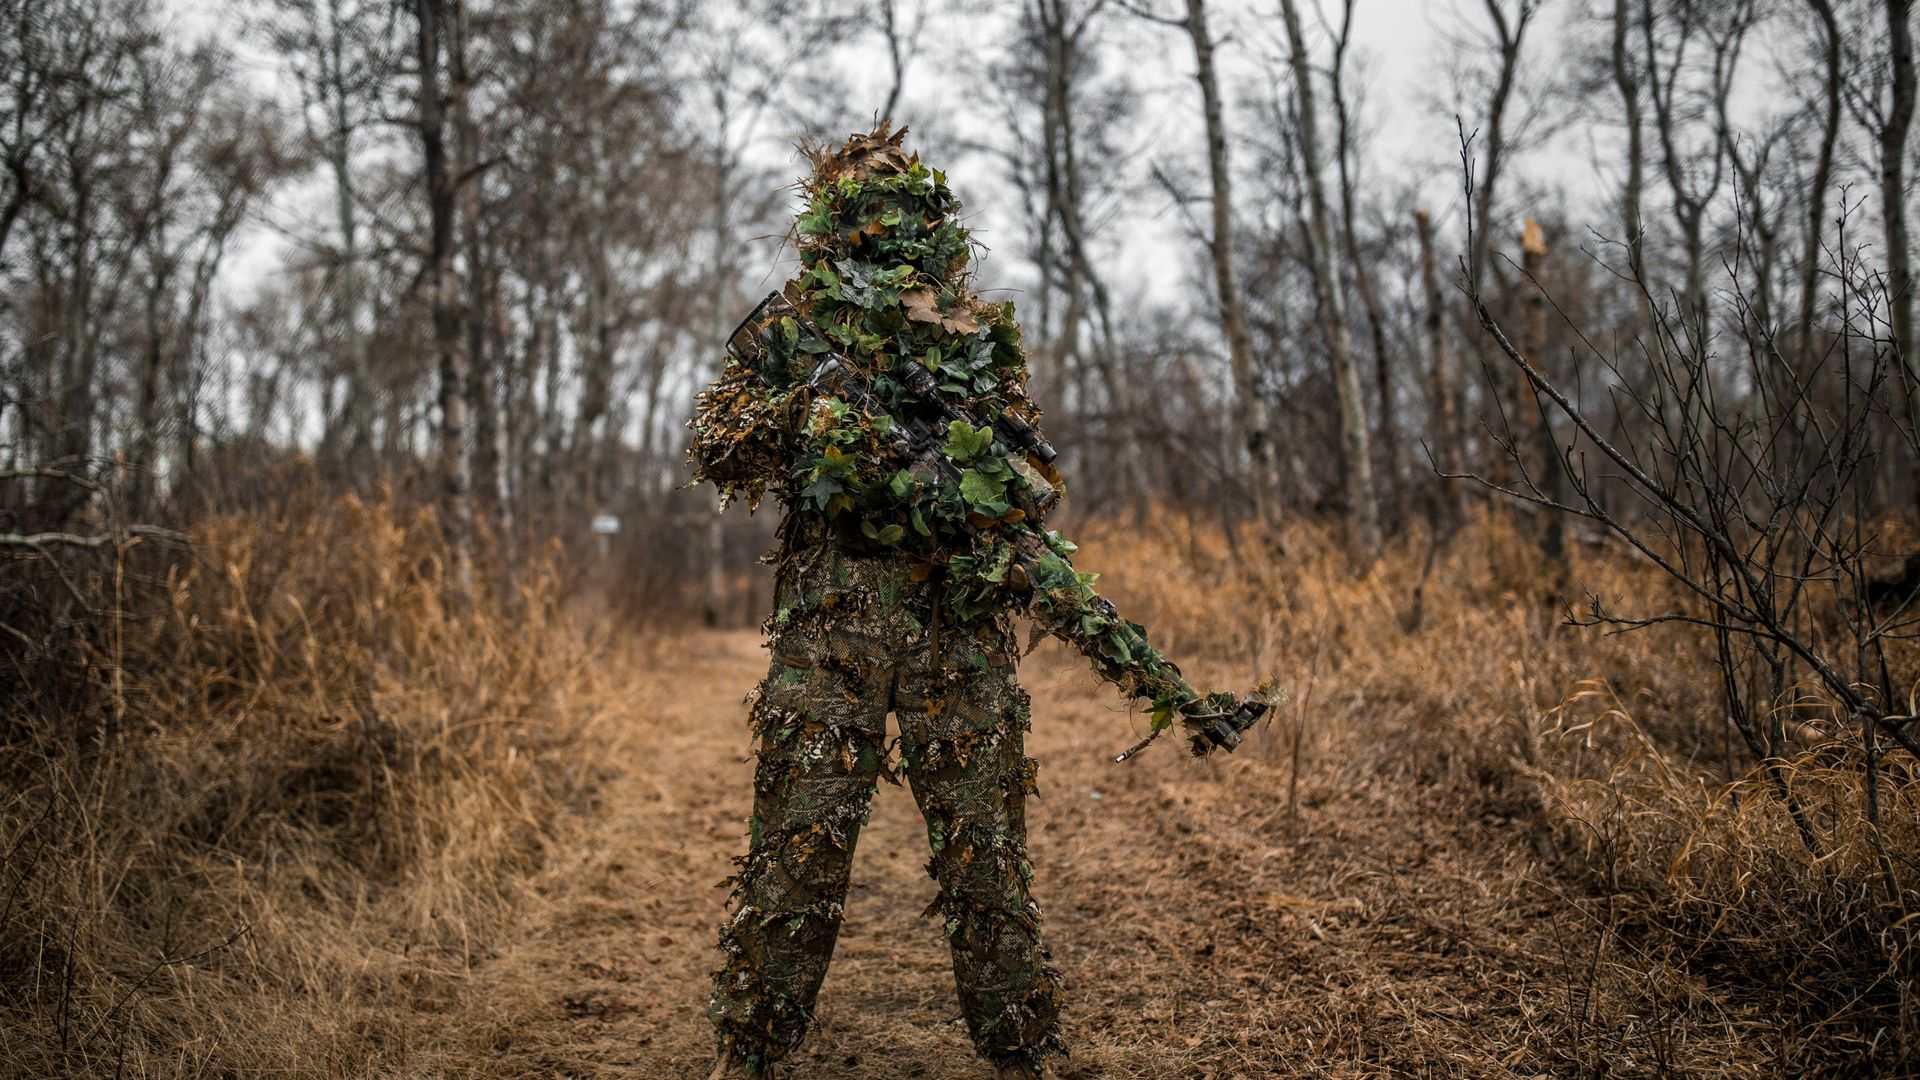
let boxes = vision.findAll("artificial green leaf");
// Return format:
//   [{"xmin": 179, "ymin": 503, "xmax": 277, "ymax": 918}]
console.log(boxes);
[
  {"xmin": 942, "ymin": 419, "xmax": 992, "ymax": 463},
  {"xmin": 958, "ymin": 468, "xmax": 1004, "ymax": 506},
  {"xmin": 801, "ymin": 477, "xmax": 842, "ymax": 508}
]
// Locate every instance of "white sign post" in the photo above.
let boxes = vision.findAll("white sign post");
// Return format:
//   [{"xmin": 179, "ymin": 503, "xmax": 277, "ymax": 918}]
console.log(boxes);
[{"xmin": 591, "ymin": 513, "xmax": 620, "ymax": 560}]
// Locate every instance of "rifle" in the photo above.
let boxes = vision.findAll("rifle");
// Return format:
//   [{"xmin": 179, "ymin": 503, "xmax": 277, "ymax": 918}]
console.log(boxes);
[{"xmin": 725, "ymin": 291, "xmax": 1267, "ymax": 755}]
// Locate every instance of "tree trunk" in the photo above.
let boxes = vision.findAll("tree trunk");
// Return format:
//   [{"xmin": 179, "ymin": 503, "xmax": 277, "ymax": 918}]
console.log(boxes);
[
  {"xmin": 1278, "ymin": 0, "xmax": 1380, "ymax": 557},
  {"xmin": 1463, "ymin": 1, "xmax": 1535, "ymax": 489},
  {"xmin": 1797, "ymin": 0, "xmax": 1841, "ymax": 373},
  {"xmin": 41, "ymin": 104, "xmax": 102, "ymax": 532},
  {"xmin": 1469, "ymin": 1, "xmax": 1524, "ymax": 295},
  {"xmin": 1416, "ymin": 208, "xmax": 1463, "ymax": 526},
  {"xmin": 1038, "ymin": 0, "xmax": 1141, "ymax": 510},
  {"xmin": 1882, "ymin": 0, "xmax": 1919, "ymax": 500},
  {"xmin": 173, "ymin": 218, "xmax": 236, "ymax": 503},
  {"xmin": 1184, "ymin": 0, "xmax": 1281, "ymax": 526},
  {"xmin": 329, "ymin": 0, "xmax": 374, "ymax": 489},
  {"xmin": 1612, "ymin": 0, "xmax": 1654, "ymax": 334},
  {"xmin": 880, "ymin": 0, "xmax": 908, "ymax": 122},
  {"xmin": 449, "ymin": 0, "xmax": 500, "ymax": 535},
  {"xmin": 415, "ymin": 0, "xmax": 472, "ymax": 595},
  {"xmin": 1331, "ymin": 0, "xmax": 1400, "ymax": 532},
  {"xmin": 133, "ymin": 218, "xmax": 174, "ymax": 516},
  {"xmin": 1519, "ymin": 218, "xmax": 1564, "ymax": 566}
]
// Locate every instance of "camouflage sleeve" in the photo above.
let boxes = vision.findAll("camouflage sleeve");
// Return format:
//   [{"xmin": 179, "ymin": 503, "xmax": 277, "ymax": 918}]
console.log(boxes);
[
  {"xmin": 687, "ymin": 356, "xmax": 802, "ymax": 510},
  {"xmin": 1012, "ymin": 532, "xmax": 1204, "ymax": 724}
]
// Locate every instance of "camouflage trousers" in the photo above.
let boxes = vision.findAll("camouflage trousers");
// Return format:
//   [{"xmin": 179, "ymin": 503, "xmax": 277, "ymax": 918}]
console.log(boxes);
[{"xmin": 709, "ymin": 539, "xmax": 1066, "ymax": 1071}]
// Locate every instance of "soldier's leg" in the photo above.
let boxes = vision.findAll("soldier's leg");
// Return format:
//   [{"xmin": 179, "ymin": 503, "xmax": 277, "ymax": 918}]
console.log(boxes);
[
  {"xmin": 896, "ymin": 619, "xmax": 1066, "ymax": 1071},
  {"xmin": 709, "ymin": 627, "xmax": 889, "ymax": 1069}
]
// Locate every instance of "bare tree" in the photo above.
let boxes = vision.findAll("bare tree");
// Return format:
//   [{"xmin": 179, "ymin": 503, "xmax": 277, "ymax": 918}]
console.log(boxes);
[
  {"xmin": 1328, "ymin": 0, "xmax": 1401, "ymax": 531},
  {"xmin": 8, "ymin": 0, "xmax": 1919, "ymax": 651},
  {"xmin": 1878, "ymin": 0, "xmax": 1919, "ymax": 492},
  {"xmin": 989, "ymin": 0, "xmax": 1146, "ymax": 509},
  {"xmin": 1465, "ymin": 191, "xmax": 1920, "ymax": 869},
  {"xmin": 1796, "ymin": 0, "xmax": 1843, "ymax": 371},
  {"xmin": 1465, "ymin": 0, "xmax": 1538, "ymax": 298},
  {"xmin": 1035, "ymin": 0, "xmax": 1126, "ymax": 446},
  {"xmin": 1641, "ymin": 0, "xmax": 1752, "ymax": 347},
  {"xmin": 687, "ymin": 0, "xmax": 849, "ymax": 623},
  {"xmin": 876, "ymin": 0, "xmax": 927, "ymax": 122},
  {"xmin": 10, "ymin": 1, "xmax": 155, "ymax": 529},
  {"xmin": 125, "ymin": 45, "xmax": 287, "ymax": 511},
  {"xmin": 1611, "ymin": 0, "xmax": 1654, "ymax": 333},
  {"xmin": 412, "ymin": 0, "xmax": 472, "ymax": 592},
  {"xmin": 1278, "ymin": 0, "xmax": 1379, "ymax": 556},
  {"xmin": 1178, "ymin": 0, "xmax": 1282, "ymax": 525},
  {"xmin": 257, "ymin": 0, "xmax": 395, "ymax": 488},
  {"xmin": 1517, "ymin": 216, "xmax": 1563, "ymax": 564},
  {"xmin": 1718, "ymin": 89, "xmax": 1793, "ymax": 391},
  {"xmin": 1415, "ymin": 208, "xmax": 1464, "ymax": 526},
  {"xmin": 446, "ymin": 0, "xmax": 501, "ymax": 533}
]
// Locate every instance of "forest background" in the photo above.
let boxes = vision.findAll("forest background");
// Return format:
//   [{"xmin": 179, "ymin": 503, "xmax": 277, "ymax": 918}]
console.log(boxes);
[{"xmin": 5, "ymin": 0, "xmax": 1920, "ymax": 1076}]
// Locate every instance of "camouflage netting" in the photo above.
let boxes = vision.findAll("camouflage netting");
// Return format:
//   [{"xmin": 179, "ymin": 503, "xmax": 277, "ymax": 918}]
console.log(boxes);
[
  {"xmin": 707, "ymin": 538, "xmax": 1065, "ymax": 1072},
  {"xmin": 690, "ymin": 124, "xmax": 1262, "ymax": 735},
  {"xmin": 690, "ymin": 124, "xmax": 1273, "ymax": 1074}
]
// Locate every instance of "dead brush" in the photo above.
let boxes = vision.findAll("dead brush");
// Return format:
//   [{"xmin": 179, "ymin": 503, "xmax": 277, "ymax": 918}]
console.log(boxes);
[
  {"xmin": 1065, "ymin": 506, "xmax": 1713, "ymax": 778},
  {"xmin": 1066, "ymin": 504, "xmax": 1917, "ymax": 1072},
  {"xmin": 0, "ymin": 488, "xmax": 615, "ymax": 1078},
  {"xmin": 1522, "ymin": 676, "xmax": 1920, "ymax": 1072}
]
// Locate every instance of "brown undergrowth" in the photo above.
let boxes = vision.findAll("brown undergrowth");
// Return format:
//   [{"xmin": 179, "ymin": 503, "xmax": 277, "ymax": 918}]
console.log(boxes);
[
  {"xmin": 1065, "ymin": 508, "xmax": 1919, "ymax": 1076},
  {"xmin": 1, "ymin": 490, "xmax": 619, "ymax": 1077},
  {"xmin": 2, "ymin": 499, "xmax": 1913, "ymax": 1077}
]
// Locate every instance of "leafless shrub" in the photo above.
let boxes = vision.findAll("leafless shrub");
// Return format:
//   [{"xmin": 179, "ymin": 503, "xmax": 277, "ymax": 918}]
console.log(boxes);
[
  {"xmin": 1457, "ymin": 135, "xmax": 1920, "ymax": 1068},
  {"xmin": 0, "ymin": 480, "xmax": 613, "ymax": 1075}
]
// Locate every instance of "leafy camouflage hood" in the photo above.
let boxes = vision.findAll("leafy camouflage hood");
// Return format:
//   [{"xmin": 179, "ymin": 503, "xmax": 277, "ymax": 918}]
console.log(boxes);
[
  {"xmin": 698, "ymin": 124, "xmax": 1053, "ymax": 609},
  {"xmin": 691, "ymin": 125, "xmax": 1276, "ymax": 742}
]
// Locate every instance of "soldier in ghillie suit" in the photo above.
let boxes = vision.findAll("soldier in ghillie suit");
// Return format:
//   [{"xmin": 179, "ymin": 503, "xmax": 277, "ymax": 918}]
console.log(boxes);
[{"xmin": 689, "ymin": 125, "xmax": 1273, "ymax": 1080}]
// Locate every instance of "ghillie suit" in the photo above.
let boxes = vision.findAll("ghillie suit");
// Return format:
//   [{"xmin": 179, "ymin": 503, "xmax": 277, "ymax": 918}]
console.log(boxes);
[{"xmin": 689, "ymin": 125, "xmax": 1273, "ymax": 1076}]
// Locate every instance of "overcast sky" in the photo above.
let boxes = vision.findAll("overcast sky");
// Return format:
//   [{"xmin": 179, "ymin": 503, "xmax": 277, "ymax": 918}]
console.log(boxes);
[{"xmin": 161, "ymin": 0, "xmax": 1789, "ymax": 330}]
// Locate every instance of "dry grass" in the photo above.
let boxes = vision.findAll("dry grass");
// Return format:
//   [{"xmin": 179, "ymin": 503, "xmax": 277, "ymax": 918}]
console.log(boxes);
[
  {"xmin": 3, "ymin": 498, "xmax": 1914, "ymax": 1077},
  {"xmin": 1522, "ymin": 685, "xmax": 1920, "ymax": 1071},
  {"xmin": 1, "ymin": 489, "xmax": 617, "ymax": 1077},
  {"xmin": 1063, "ymin": 508, "xmax": 1919, "ymax": 1077}
]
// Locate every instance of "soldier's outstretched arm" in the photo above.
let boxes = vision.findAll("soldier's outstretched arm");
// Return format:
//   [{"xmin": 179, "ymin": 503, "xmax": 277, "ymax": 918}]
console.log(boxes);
[{"xmin": 1008, "ymin": 530, "xmax": 1273, "ymax": 758}]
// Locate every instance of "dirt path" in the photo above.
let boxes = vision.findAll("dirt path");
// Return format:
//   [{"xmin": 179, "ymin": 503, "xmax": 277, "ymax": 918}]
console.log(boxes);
[{"xmin": 444, "ymin": 629, "xmax": 1577, "ymax": 1080}]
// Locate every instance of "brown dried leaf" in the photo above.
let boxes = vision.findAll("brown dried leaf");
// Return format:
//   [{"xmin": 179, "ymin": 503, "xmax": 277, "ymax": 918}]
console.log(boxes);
[
  {"xmin": 903, "ymin": 289, "xmax": 980, "ymax": 335},
  {"xmin": 903, "ymin": 288, "xmax": 943, "ymax": 325}
]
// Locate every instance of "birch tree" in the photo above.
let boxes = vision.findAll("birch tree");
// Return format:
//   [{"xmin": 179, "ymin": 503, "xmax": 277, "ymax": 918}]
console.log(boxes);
[
  {"xmin": 1182, "ymin": 0, "xmax": 1281, "ymax": 524},
  {"xmin": 412, "ymin": 0, "xmax": 472, "ymax": 591},
  {"xmin": 1328, "ymin": 0, "xmax": 1400, "ymax": 530},
  {"xmin": 1278, "ymin": 0, "xmax": 1380, "ymax": 556}
]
